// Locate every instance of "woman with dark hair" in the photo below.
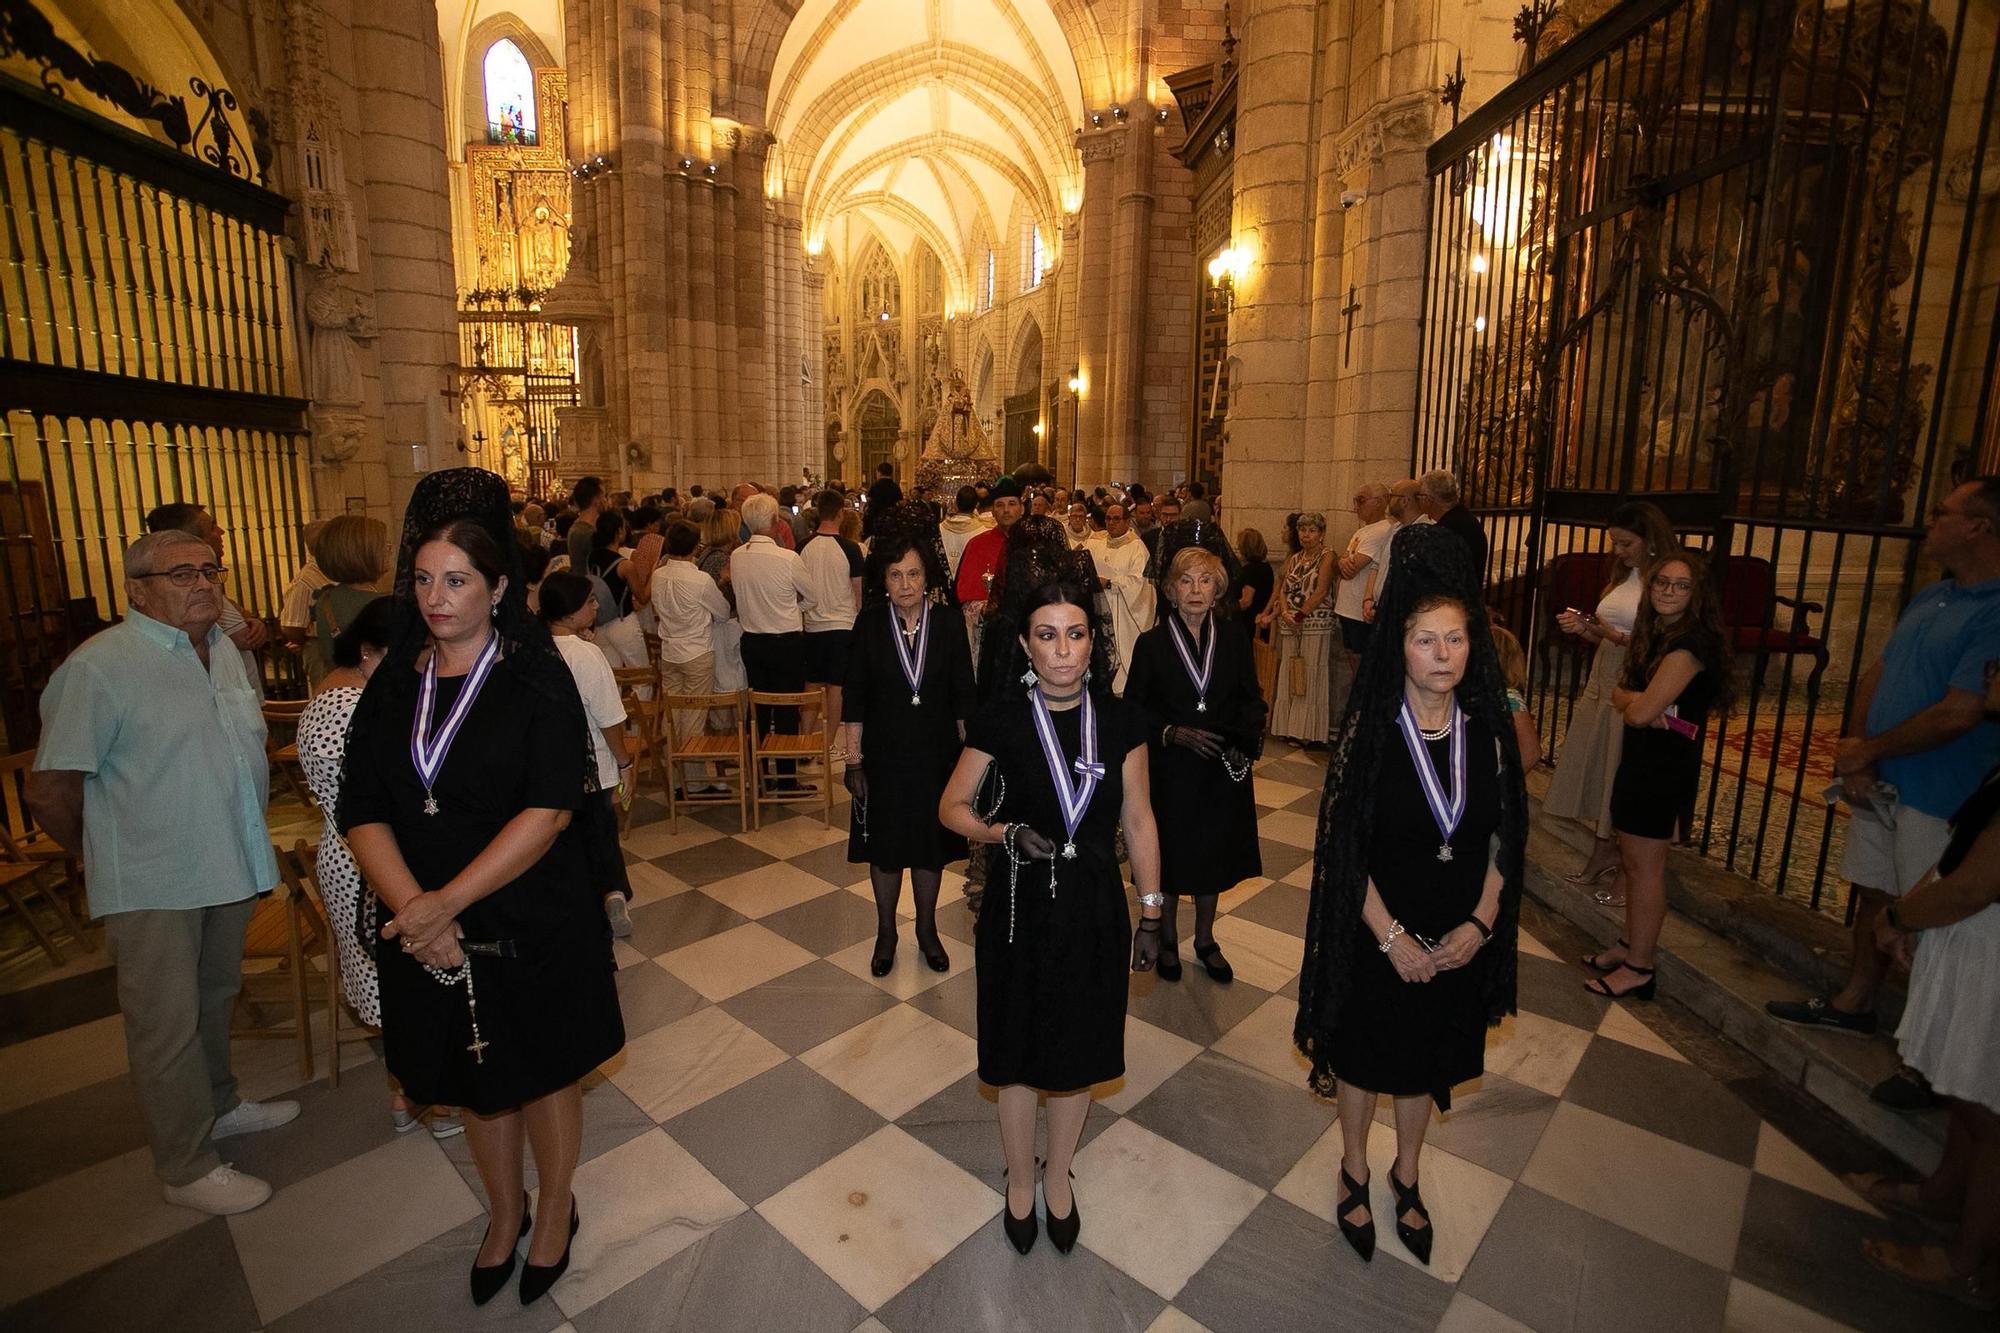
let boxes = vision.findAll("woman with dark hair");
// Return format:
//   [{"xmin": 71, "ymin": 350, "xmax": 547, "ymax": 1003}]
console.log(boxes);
[
  {"xmin": 1582, "ymin": 551, "xmax": 1731, "ymax": 1001},
  {"xmin": 940, "ymin": 564, "xmax": 1165, "ymax": 1258},
  {"xmin": 1126, "ymin": 526, "xmax": 1265, "ymax": 983},
  {"xmin": 296, "ymin": 596, "xmax": 455, "ymax": 1133},
  {"xmin": 339, "ymin": 469, "xmax": 623, "ymax": 1306},
  {"xmin": 586, "ymin": 509, "xmax": 647, "ymax": 671},
  {"xmin": 1295, "ymin": 523, "xmax": 1527, "ymax": 1268},
  {"xmin": 841, "ymin": 503, "xmax": 975, "ymax": 975},
  {"xmin": 1545, "ymin": 501, "xmax": 1680, "ymax": 889},
  {"xmin": 539, "ymin": 570, "xmax": 637, "ymax": 939}
]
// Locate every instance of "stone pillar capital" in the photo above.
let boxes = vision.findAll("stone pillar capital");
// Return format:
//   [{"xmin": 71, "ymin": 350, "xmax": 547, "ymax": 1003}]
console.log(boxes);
[{"xmin": 1076, "ymin": 126, "xmax": 1130, "ymax": 165}]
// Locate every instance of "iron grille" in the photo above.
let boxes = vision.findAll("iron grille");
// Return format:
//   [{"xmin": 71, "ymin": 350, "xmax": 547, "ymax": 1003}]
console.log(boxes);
[{"xmin": 1414, "ymin": 0, "xmax": 2000, "ymax": 911}]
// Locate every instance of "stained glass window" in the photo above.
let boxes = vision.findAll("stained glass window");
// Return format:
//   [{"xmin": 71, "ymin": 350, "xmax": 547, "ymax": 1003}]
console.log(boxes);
[
  {"xmin": 1024, "ymin": 224, "xmax": 1045, "ymax": 292},
  {"xmin": 484, "ymin": 40, "xmax": 538, "ymax": 145}
]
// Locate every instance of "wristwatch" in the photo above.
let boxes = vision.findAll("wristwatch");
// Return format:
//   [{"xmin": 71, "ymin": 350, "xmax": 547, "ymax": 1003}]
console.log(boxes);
[{"xmin": 1137, "ymin": 892, "xmax": 1166, "ymax": 910}]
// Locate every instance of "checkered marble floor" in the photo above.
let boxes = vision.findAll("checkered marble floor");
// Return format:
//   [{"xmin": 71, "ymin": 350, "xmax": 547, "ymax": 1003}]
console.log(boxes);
[{"xmin": 0, "ymin": 743, "xmax": 1982, "ymax": 1332}]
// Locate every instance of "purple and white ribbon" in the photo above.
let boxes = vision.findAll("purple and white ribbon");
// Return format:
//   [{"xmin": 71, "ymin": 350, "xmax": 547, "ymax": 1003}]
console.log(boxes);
[
  {"xmin": 890, "ymin": 603, "xmax": 929, "ymax": 705},
  {"xmin": 411, "ymin": 630, "xmax": 501, "ymax": 815},
  {"xmin": 1395, "ymin": 698, "xmax": 1466, "ymax": 862},
  {"xmin": 1029, "ymin": 685, "xmax": 1102, "ymax": 860},
  {"xmin": 1168, "ymin": 613, "xmax": 1216, "ymax": 712}
]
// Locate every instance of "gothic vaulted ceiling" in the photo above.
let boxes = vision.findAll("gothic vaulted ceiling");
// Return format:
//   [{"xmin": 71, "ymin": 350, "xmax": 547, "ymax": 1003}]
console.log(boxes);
[{"xmin": 768, "ymin": 0, "xmax": 1086, "ymax": 294}]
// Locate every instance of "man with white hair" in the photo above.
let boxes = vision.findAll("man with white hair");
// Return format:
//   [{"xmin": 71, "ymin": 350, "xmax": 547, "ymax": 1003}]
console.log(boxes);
[
  {"xmin": 1364, "ymin": 479, "xmax": 1427, "ymax": 621},
  {"xmin": 1417, "ymin": 468, "xmax": 1487, "ymax": 575},
  {"xmin": 731, "ymin": 492, "xmax": 817, "ymax": 787},
  {"xmin": 28, "ymin": 531, "xmax": 297, "ymax": 1216},
  {"xmin": 1090, "ymin": 501, "xmax": 1154, "ymax": 694}
]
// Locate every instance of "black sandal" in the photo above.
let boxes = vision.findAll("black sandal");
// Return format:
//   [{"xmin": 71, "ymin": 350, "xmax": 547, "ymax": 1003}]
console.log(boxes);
[
  {"xmin": 1580, "ymin": 938, "xmax": 1629, "ymax": 973},
  {"xmin": 1389, "ymin": 1165, "xmax": 1432, "ymax": 1265},
  {"xmin": 1584, "ymin": 961, "xmax": 1656, "ymax": 1001},
  {"xmin": 1336, "ymin": 1166, "xmax": 1375, "ymax": 1262},
  {"xmin": 1194, "ymin": 941, "xmax": 1234, "ymax": 984}
]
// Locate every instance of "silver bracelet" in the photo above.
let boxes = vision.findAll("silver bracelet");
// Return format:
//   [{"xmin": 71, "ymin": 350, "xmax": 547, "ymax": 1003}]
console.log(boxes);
[
  {"xmin": 1137, "ymin": 891, "xmax": 1165, "ymax": 910},
  {"xmin": 1378, "ymin": 920, "xmax": 1406, "ymax": 953}
]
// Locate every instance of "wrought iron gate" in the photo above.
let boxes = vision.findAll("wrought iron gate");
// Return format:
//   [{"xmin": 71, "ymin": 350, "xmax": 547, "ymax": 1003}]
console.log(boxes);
[
  {"xmin": 0, "ymin": 7, "xmax": 309, "ymax": 744},
  {"xmin": 1414, "ymin": 0, "xmax": 2000, "ymax": 910}
]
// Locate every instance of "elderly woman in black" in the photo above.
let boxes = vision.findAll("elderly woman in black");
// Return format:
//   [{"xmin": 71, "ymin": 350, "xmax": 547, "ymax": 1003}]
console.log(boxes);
[
  {"xmin": 842, "ymin": 503, "xmax": 976, "ymax": 975},
  {"xmin": 940, "ymin": 556, "xmax": 1165, "ymax": 1258},
  {"xmin": 1294, "ymin": 524, "xmax": 1526, "ymax": 1269},
  {"xmin": 340, "ymin": 469, "xmax": 624, "ymax": 1308},
  {"xmin": 1125, "ymin": 521, "xmax": 1266, "ymax": 981}
]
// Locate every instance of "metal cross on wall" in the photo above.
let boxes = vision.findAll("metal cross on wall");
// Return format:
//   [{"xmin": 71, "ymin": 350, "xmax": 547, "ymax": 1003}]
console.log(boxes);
[{"xmin": 1341, "ymin": 286, "xmax": 1363, "ymax": 367}]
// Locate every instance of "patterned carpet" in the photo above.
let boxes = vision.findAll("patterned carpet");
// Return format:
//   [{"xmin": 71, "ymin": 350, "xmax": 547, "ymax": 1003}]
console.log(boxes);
[{"xmin": 0, "ymin": 743, "xmax": 1980, "ymax": 1332}]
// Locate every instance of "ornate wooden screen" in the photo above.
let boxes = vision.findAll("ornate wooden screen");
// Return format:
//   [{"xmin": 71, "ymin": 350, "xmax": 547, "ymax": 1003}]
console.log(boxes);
[{"xmin": 0, "ymin": 12, "xmax": 309, "ymax": 741}]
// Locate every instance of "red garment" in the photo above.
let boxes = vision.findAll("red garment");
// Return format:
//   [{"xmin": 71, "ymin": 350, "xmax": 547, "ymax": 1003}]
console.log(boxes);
[
  {"xmin": 956, "ymin": 525, "xmax": 1005, "ymax": 605},
  {"xmin": 771, "ymin": 520, "xmax": 797, "ymax": 552}
]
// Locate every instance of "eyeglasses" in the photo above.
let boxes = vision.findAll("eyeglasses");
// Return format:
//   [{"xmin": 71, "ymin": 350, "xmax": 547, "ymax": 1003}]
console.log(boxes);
[
  {"xmin": 135, "ymin": 564, "xmax": 227, "ymax": 588},
  {"xmin": 1649, "ymin": 576, "xmax": 1694, "ymax": 594}
]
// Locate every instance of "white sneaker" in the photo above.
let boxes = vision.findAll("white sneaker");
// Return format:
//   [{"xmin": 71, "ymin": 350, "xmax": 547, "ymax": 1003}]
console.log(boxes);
[
  {"xmin": 429, "ymin": 1113, "xmax": 466, "ymax": 1141},
  {"xmin": 604, "ymin": 894, "xmax": 633, "ymax": 938},
  {"xmin": 213, "ymin": 1098, "xmax": 301, "ymax": 1139},
  {"xmin": 163, "ymin": 1163, "xmax": 272, "ymax": 1215}
]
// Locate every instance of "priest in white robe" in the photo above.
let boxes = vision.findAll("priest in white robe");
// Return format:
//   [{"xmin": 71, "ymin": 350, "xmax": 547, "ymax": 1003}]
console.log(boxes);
[{"xmin": 1090, "ymin": 501, "xmax": 1154, "ymax": 694}]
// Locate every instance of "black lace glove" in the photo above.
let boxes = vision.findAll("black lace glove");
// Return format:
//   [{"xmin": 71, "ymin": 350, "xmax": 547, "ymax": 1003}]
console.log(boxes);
[
  {"xmin": 1163, "ymin": 725, "xmax": 1225, "ymax": 759},
  {"xmin": 1013, "ymin": 826, "xmax": 1059, "ymax": 861},
  {"xmin": 842, "ymin": 766, "xmax": 868, "ymax": 803},
  {"xmin": 1131, "ymin": 917, "xmax": 1164, "ymax": 971}
]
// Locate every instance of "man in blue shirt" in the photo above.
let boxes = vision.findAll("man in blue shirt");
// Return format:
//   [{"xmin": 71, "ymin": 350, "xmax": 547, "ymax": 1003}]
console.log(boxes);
[
  {"xmin": 28, "ymin": 531, "xmax": 297, "ymax": 1215},
  {"xmin": 1768, "ymin": 478, "xmax": 2000, "ymax": 1108}
]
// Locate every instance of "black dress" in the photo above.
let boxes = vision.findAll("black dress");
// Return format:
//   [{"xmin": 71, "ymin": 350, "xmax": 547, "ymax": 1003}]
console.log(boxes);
[
  {"xmin": 1329, "ymin": 714, "xmax": 1502, "ymax": 1108},
  {"xmin": 1124, "ymin": 613, "xmax": 1265, "ymax": 897},
  {"xmin": 1610, "ymin": 639, "xmax": 1721, "ymax": 840},
  {"xmin": 1231, "ymin": 561, "xmax": 1276, "ymax": 648},
  {"xmin": 969, "ymin": 690, "xmax": 1142, "ymax": 1091},
  {"xmin": 843, "ymin": 601, "xmax": 976, "ymax": 870},
  {"xmin": 338, "ymin": 660, "xmax": 626, "ymax": 1115}
]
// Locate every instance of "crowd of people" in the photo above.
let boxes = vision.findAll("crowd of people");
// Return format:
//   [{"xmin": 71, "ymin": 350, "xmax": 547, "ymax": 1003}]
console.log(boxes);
[{"xmin": 18, "ymin": 461, "xmax": 2000, "ymax": 1311}]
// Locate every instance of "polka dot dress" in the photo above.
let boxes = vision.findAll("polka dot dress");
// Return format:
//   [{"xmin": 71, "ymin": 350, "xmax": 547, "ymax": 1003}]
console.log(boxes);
[{"xmin": 296, "ymin": 686, "xmax": 381, "ymax": 1028}]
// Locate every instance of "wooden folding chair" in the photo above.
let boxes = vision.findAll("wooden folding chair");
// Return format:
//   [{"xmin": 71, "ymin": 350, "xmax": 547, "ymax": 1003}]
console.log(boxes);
[
  {"xmin": 748, "ymin": 689, "xmax": 834, "ymax": 829},
  {"xmin": 660, "ymin": 690, "xmax": 749, "ymax": 832},
  {"xmin": 261, "ymin": 699, "xmax": 315, "ymax": 809},
  {"xmin": 612, "ymin": 665, "xmax": 667, "ymax": 833},
  {"xmin": 0, "ymin": 748, "xmax": 92, "ymax": 939},
  {"xmin": 233, "ymin": 840, "xmax": 368, "ymax": 1086}
]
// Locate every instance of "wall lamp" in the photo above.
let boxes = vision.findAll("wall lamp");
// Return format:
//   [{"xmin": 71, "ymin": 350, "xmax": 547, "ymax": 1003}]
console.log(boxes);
[{"xmin": 570, "ymin": 153, "xmax": 614, "ymax": 180}]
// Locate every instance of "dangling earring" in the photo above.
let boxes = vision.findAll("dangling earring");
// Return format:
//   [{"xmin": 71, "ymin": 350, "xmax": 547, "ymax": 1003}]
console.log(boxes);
[
  {"xmin": 490, "ymin": 602, "xmax": 499, "ymax": 619},
  {"xmin": 1021, "ymin": 666, "xmax": 1038, "ymax": 689}
]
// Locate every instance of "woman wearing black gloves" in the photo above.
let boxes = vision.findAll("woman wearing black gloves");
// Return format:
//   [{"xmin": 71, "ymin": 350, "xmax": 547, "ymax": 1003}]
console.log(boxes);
[
  {"xmin": 841, "ymin": 504, "xmax": 975, "ymax": 975},
  {"xmin": 940, "ymin": 563, "xmax": 1165, "ymax": 1260},
  {"xmin": 1125, "ymin": 523, "xmax": 1266, "ymax": 981}
]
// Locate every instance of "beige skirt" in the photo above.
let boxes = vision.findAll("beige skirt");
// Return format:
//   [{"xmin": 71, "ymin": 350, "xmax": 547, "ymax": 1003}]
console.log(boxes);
[
  {"xmin": 1270, "ymin": 621, "xmax": 1334, "ymax": 743},
  {"xmin": 1543, "ymin": 639, "xmax": 1629, "ymax": 839}
]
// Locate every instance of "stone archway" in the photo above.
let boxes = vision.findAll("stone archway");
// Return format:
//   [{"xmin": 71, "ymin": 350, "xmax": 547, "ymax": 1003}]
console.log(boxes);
[{"xmin": 1004, "ymin": 314, "xmax": 1043, "ymax": 472}]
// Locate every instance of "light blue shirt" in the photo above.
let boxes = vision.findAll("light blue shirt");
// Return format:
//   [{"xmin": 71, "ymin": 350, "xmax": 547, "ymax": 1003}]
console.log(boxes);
[
  {"xmin": 1869, "ymin": 576, "xmax": 2000, "ymax": 820},
  {"xmin": 35, "ymin": 610, "xmax": 278, "ymax": 917}
]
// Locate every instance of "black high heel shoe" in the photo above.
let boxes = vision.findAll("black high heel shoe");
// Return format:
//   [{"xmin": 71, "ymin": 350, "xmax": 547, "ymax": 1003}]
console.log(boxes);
[
  {"xmin": 1584, "ymin": 961, "xmax": 1656, "ymax": 1001},
  {"xmin": 1045, "ymin": 1170, "xmax": 1080, "ymax": 1254},
  {"xmin": 1001, "ymin": 1166, "xmax": 1038, "ymax": 1254},
  {"xmin": 1156, "ymin": 946, "xmax": 1183, "ymax": 982},
  {"xmin": 1389, "ymin": 1165, "xmax": 1432, "ymax": 1266},
  {"xmin": 1194, "ymin": 941, "xmax": 1234, "ymax": 984},
  {"xmin": 1336, "ymin": 1167, "xmax": 1375, "ymax": 1262},
  {"xmin": 469, "ymin": 1192, "xmax": 532, "ymax": 1306},
  {"xmin": 916, "ymin": 933, "xmax": 950, "ymax": 973},
  {"xmin": 869, "ymin": 933, "xmax": 896, "ymax": 977},
  {"xmin": 1580, "ymin": 938, "xmax": 1630, "ymax": 973},
  {"xmin": 518, "ymin": 1199, "xmax": 579, "ymax": 1305}
]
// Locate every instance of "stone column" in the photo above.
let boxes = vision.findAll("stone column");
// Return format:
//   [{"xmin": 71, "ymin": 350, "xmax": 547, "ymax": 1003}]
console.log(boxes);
[
  {"xmin": 1221, "ymin": 0, "xmax": 1320, "ymax": 545},
  {"xmin": 345, "ymin": 0, "xmax": 458, "ymax": 519},
  {"xmin": 1072, "ymin": 128, "xmax": 1127, "ymax": 486}
]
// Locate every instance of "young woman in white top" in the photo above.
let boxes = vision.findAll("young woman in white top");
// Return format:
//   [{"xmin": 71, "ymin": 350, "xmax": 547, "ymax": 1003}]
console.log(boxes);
[
  {"xmin": 540, "ymin": 571, "xmax": 637, "ymax": 938},
  {"xmin": 1542, "ymin": 502, "xmax": 1679, "ymax": 887}
]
